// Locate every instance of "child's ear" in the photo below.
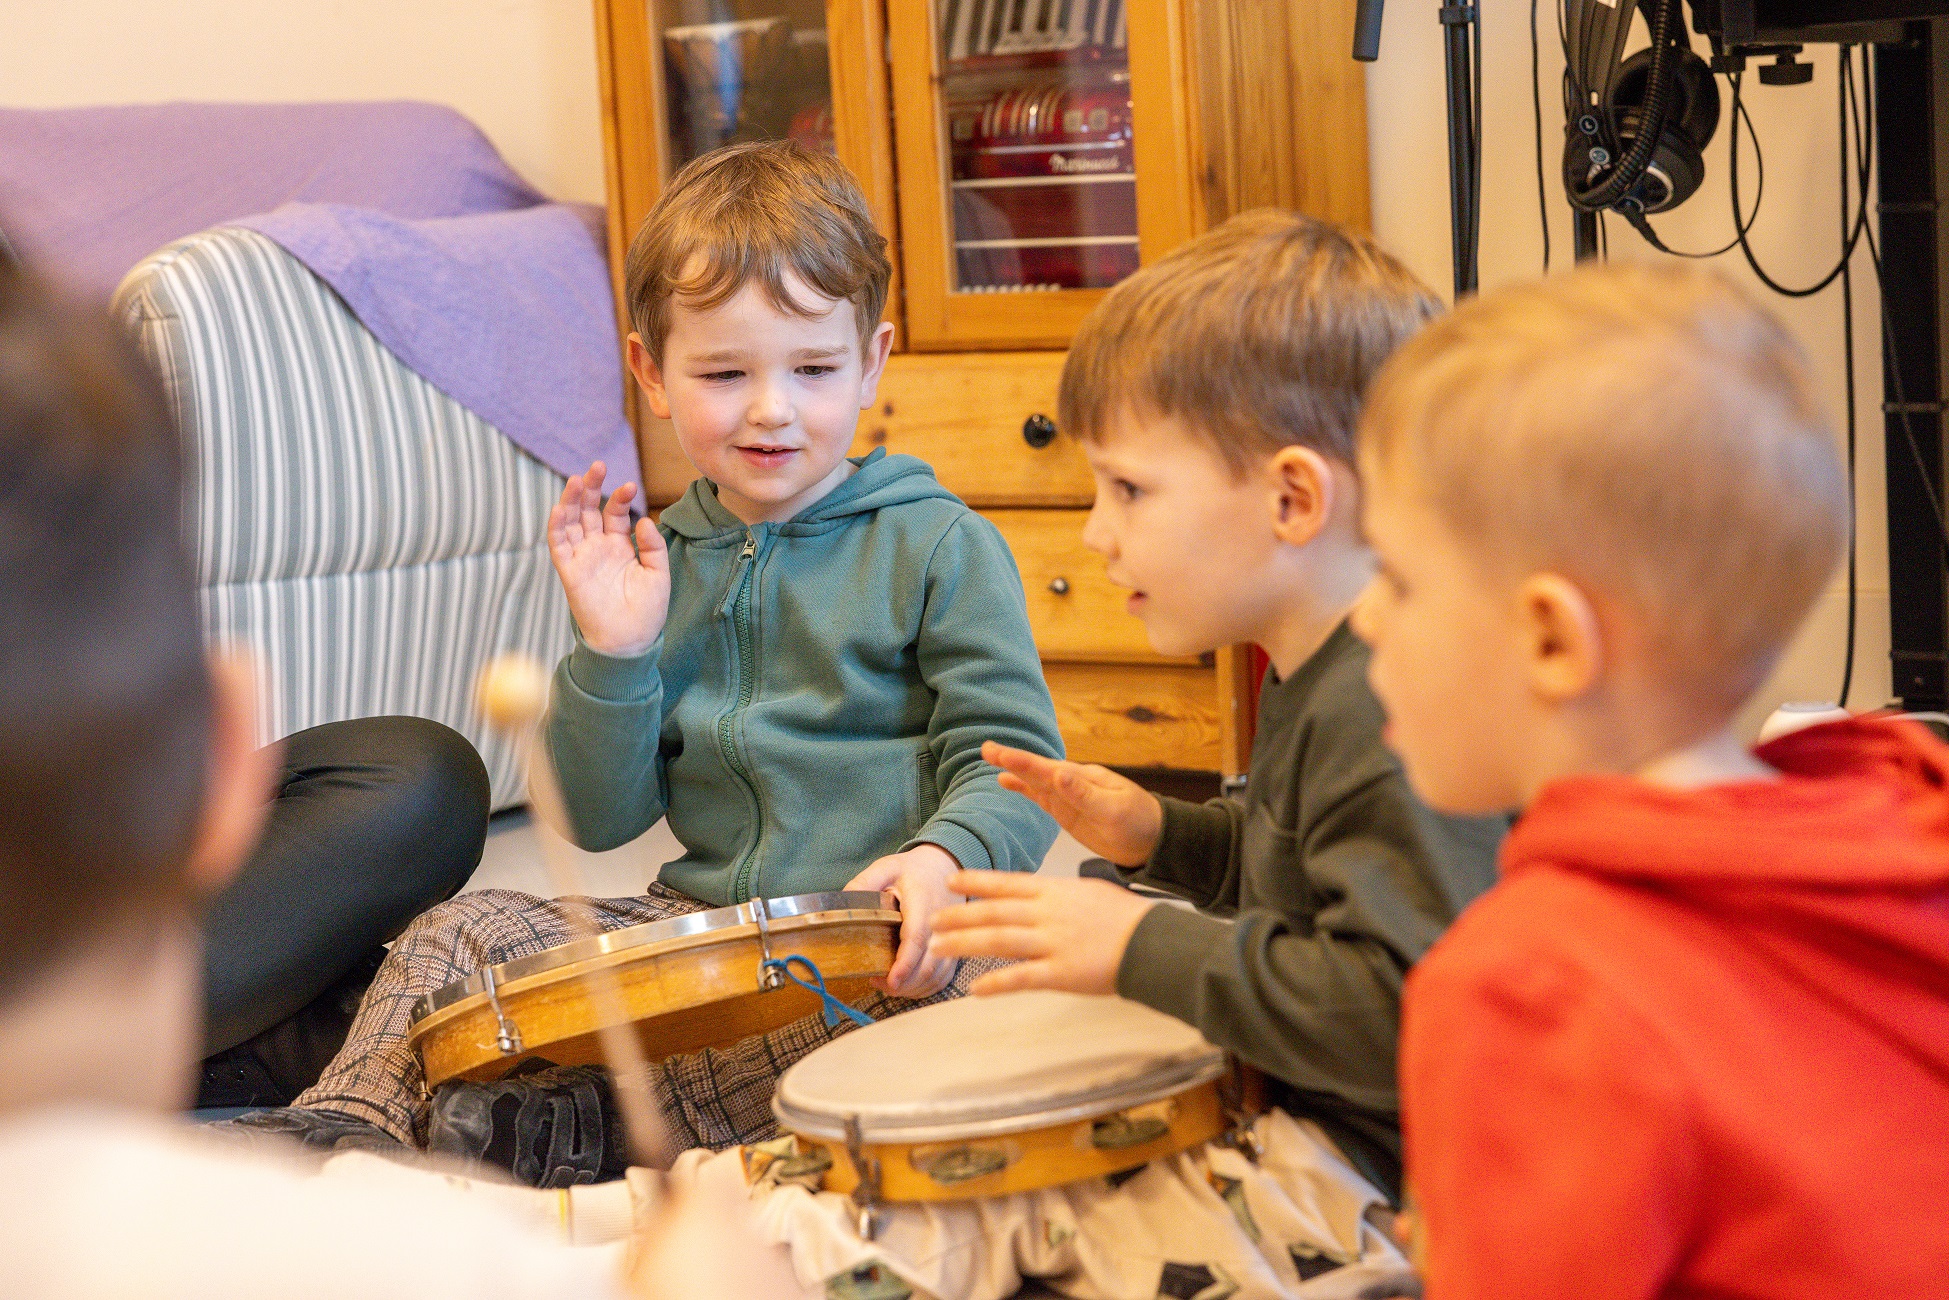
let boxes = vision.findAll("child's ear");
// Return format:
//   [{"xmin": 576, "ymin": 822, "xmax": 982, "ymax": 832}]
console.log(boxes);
[
  {"xmin": 856, "ymin": 320, "xmax": 897, "ymax": 409},
  {"xmin": 626, "ymin": 333, "xmax": 673, "ymax": 422},
  {"xmin": 1267, "ymin": 445, "xmax": 1335, "ymax": 547},
  {"xmin": 184, "ymin": 653, "xmax": 279, "ymax": 897},
  {"xmin": 1516, "ymin": 573, "xmax": 1604, "ymax": 703}
]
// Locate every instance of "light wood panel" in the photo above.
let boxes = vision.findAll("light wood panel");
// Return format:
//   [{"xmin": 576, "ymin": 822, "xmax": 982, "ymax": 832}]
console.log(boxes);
[
  {"xmin": 856, "ymin": 352, "xmax": 1092, "ymax": 505},
  {"xmin": 638, "ymin": 411, "xmax": 697, "ymax": 506},
  {"xmin": 1045, "ymin": 661, "xmax": 1224, "ymax": 770},
  {"xmin": 1186, "ymin": 0, "xmax": 1372, "ymax": 235},
  {"xmin": 984, "ymin": 509, "xmax": 1188, "ymax": 664},
  {"xmin": 1213, "ymin": 642, "xmax": 1257, "ymax": 779}
]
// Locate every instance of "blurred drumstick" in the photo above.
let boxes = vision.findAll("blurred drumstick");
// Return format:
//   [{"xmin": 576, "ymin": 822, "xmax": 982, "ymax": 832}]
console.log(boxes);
[{"xmin": 477, "ymin": 655, "xmax": 675, "ymax": 1174}]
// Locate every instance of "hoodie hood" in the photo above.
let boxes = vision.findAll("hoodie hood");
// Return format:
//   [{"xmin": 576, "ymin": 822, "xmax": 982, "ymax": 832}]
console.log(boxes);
[
  {"xmin": 1507, "ymin": 715, "xmax": 1949, "ymax": 889},
  {"xmin": 659, "ymin": 448, "xmax": 963, "ymax": 541},
  {"xmin": 1505, "ymin": 715, "xmax": 1949, "ymax": 1084}
]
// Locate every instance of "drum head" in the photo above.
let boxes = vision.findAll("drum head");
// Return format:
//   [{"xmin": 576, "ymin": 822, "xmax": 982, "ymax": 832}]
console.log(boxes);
[{"xmin": 773, "ymin": 989, "xmax": 1225, "ymax": 1144}]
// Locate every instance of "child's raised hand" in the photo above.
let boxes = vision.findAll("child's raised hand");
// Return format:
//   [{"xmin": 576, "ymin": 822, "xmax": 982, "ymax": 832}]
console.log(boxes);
[
  {"xmin": 928, "ymin": 871, "xmax": 1154, "ymax": 996},
  {"xmin": 847, "ymin": 844, "xmax": 963, "ymax": 999},
  {"xmin": 547, "ymin": 461, "xmax": 670, "ymax": 658},
  {"xmin": 981, "ymin": 741, "xmax": 1164, "ymax": 867}
]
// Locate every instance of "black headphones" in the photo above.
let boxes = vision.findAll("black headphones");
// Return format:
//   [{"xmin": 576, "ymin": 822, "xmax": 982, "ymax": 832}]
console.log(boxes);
[{"xmin": 1564, "ymin": 0, "xmax": 1721, "ymax": 215}]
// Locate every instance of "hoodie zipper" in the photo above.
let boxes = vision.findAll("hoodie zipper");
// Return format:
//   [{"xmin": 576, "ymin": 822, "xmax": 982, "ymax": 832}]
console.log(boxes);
[{"xmin": 720, "ymin": 530, "xmax": 765, "ymax": 901}]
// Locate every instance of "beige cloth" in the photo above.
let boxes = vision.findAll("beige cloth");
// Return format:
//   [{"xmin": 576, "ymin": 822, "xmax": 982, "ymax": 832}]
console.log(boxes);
[
  {"xmin": 0, "ymin": 1107, "xmax": 627, "ymax": 1300},
  {"xmin": 674, "ymin": 1109, "xmax": 1414, "ymax": 1300}
]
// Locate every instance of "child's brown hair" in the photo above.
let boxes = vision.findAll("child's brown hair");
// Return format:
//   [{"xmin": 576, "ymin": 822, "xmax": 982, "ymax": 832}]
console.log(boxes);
[
  {"xmin": 0, "ymin": 256, "xmax": 210, "ymax": 1001},
  {"xmin": 1359, "ymin": 262, "xmax": 1847, "ymax": 714},
  {"xmin": 623, "ymin": 141, "xmax": 891, "ymax": 363},
  {"xmin": 1058, "ymin": 209, "xmax": 1441, "ymax": 471}
]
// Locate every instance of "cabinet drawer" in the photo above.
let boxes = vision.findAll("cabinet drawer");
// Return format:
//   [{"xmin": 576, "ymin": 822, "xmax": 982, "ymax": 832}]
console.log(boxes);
[
  {"xmin": 985, "ymin": 509, "xmax": 1188, "ymax": 665},
  {"xmin": 1047, "ymin": 662, "xmax": 1222, "ymax": 771},
  {"xmin": 856, "ymin": 353, "xmax": 1094, "ymax": 507}
]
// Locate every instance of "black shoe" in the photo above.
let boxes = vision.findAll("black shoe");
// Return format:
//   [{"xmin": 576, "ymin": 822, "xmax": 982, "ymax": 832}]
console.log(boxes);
[
  {"xmin": 428, "ymin": 1062, "xmax": 629, "ymax": 1189},
  {"xmin": 205, "ymin": 1105, "xmax": 406, "ymax": 1158},
  {"xmin": 197, "ymin": 946, "xmax": 386, "ymax": 1108}
]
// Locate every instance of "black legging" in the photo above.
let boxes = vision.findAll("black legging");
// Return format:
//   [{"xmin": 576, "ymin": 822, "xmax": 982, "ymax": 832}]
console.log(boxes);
[{"xmin": 201, "ymin": 716, "xmax": 489, "ymax": 1066}]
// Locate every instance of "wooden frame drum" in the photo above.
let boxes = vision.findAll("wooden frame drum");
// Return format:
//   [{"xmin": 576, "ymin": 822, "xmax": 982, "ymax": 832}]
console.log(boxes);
[
  {"xmin": 772, "ymin": 989, "xmax": 1236, "ymax": 1206},
  {"xmin": 408, "ymin": 891, "xmax": 899, "ymax": 1088}
]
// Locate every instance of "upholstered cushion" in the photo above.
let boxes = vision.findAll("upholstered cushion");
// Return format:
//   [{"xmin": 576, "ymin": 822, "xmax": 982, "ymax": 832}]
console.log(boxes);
[{"xmin": 118, "ymin": 228, "xmax": 572, "ymax": 808}]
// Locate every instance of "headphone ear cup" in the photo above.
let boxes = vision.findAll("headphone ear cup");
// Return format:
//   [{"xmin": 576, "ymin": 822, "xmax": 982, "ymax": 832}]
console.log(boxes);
[
  {"xmin": 1604, "ymin": 46, "xmax": 1718, "ymax": 213},
  {"xmin": 1645, "ymin": 135, "xmax": 1706, "ymax": 212},
  {"xmin": 1666, "ymin": 49, "xmax": 1722, "ymax": 154}
]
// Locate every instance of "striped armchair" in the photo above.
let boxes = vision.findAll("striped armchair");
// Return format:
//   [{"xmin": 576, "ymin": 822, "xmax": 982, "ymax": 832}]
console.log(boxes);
[{"xmin": 117, "ymin": 227, "xmax": 572, "ymax": 809}]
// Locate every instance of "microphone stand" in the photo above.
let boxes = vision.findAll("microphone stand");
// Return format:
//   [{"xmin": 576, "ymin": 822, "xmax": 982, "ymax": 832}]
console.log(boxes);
[{"xmin": 1354, "ymin": 0, "xmax": 1482, "ymax": 298}]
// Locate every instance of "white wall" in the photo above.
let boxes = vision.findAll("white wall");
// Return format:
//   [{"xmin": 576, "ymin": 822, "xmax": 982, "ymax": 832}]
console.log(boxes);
[
  {"xmin": 1365, "ymin": 3, "xmax": 1891, "ymax": 734},
  {"xmin": 5, "ymin": 1, "xmax": 1888, "ymax": 732},
  {"xmin": 3, "ymin": 0, "xmax": 609, "ymax": 205}
]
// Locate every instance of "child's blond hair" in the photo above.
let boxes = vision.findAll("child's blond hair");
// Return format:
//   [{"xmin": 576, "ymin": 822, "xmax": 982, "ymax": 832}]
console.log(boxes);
[
  {"xmin": 624, "ymin": 141, "xmax": 891, "ymax": 363},
  {"xmin": 1059, "ymin": 209, "xmax": 1440, "ymax": 471},
  {"xmin": 1360, "ymin": 262, "xmax": 1847, "ymax": 714}
]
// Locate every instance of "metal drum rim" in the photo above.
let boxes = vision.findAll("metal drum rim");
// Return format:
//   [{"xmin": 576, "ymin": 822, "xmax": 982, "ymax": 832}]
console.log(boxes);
[
  {"xmin": 408, "ymin": 890, "xmax": 895, "ymax": 1025},
  {"xmin": 771, "ymin": 1050, "xmax": 1229, "ymax": 1145}
]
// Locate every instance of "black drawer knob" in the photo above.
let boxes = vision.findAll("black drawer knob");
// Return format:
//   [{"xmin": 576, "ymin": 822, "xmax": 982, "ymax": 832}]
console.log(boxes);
[
  {"xmin": 1049, "ymin": 577, "xmax": 1071, "ymax": 595},
  {"xmin": 1022, "ymin": 413, "xmax": 1057, "ymax": 448}
]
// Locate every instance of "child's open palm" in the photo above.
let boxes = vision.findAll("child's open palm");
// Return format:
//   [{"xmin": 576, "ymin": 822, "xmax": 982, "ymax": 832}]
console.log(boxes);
[
  {"xmin": 981, "ymin": 741, "xmax": 1163, "ymax": 867},
  {"xmin": 547, "ymin": 461, "xmax": 670, "ymax": 658}
]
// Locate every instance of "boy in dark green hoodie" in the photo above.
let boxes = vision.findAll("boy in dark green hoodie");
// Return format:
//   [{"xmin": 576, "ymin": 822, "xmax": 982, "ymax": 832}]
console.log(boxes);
[
  {"xmin": 931, "ymin": 212, "xmax": 1505, "ymax": 1203},
  {"xmin": 243, "ymin": 142, "xmax": 1063, "ymax": 1176}
]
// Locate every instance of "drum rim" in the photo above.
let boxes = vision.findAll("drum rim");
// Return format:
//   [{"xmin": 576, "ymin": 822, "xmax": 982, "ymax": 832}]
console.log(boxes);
[
  {"xmin": 408, "ymin": 890, "xmax": 895, "ymax": 1025},
  {"xmin": 772, "ymin": 1050, "xmax": 1229, "ymax": 1144}
]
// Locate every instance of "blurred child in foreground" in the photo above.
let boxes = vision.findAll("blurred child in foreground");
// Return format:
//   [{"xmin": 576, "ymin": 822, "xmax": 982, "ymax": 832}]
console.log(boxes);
[
  {"xmin": 0, "ymin": 253, "xmax": 787, "ymax": 1299},
  {"xmin": 1353, "ymin": 263, "xmax": 1949, "ymax": 1297}
]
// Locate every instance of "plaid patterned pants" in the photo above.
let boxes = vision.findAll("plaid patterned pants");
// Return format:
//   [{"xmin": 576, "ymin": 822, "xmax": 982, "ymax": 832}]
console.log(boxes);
[{"xmin": 294, "ymin": 882, "xmax": 980, "ymax": 1149}]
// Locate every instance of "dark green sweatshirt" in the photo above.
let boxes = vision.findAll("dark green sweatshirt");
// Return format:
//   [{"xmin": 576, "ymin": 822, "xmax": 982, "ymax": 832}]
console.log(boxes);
[{"xmin": 1115, "ymin": 620, "xmax": 1504, "ymax": 1201}]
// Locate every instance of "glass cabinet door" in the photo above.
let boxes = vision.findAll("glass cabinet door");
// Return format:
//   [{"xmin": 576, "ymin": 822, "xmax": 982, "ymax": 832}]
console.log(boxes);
[
  {"xmin": 940, "ymin": 0, "xmax": 1137, "ymax": 293},
  {"xmin": 655, "ymin": 1, "xmax": 836, "ymax": 169},
  {"xmin": 889, "ymin": 0, "xmax": 1198, "ymax": 350}
]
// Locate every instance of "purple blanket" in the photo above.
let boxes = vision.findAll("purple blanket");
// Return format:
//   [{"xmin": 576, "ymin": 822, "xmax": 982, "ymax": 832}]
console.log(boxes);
[{"xmin": 0, "ymin": 102, "xmax": 637, "ymax": 487}]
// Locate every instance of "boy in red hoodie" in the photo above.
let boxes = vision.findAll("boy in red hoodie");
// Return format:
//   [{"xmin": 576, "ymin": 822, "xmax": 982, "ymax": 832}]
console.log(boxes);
[{"xmin": 1350, "ymin": 262, "xmax": 1949, "ymax": 1299}]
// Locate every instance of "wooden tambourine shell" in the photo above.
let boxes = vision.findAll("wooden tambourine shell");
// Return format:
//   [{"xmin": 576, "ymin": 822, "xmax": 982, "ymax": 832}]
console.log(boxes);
[
  {"xmin": 408, "ymin": 892, "xmax": 898, "ymax": 1088},
  {"xmin": 772, "ymin": 989, "xmax": 1239, "ymax": 1203}
]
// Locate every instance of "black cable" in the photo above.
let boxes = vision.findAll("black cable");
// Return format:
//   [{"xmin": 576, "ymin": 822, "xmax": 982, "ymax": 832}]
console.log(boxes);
[
  {"xmin": 1838, "ymin": 45, "xmax": 1859, "ymax": 708},
  {"xmin": 1461, "ymin": 0, "xmax": 1484, "ymax": 292},
  {"xmin": 1728, "ymin": 70, "xmax": 1875, "ymax": 298},
  {"xmin": 1622, "ymin": 89, "xmax": 1764, "ymax": 258},
  {"xmin": 1532, "ymin": 0, "xmax": 1552, "ymax": 271}
]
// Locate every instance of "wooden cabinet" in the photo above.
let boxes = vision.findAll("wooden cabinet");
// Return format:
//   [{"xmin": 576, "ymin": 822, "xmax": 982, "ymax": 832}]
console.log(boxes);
[{"xmin": 593, "ymin": 0, "xmax": 1370, "ymax": 779}]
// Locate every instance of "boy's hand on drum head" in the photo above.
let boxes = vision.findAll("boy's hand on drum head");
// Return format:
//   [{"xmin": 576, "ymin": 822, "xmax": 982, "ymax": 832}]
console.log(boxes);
[
  {"xmin": 847, "ymin": 844, "xmax": 963, "ymax": 999},
  {"xmin": 929, "ymin": 872, "xmax": 1154, "ymax": 997},
  {"xmin": 547, "ymin": 461, "xmax": 671, "ymax": 659},
  {"xmin": 981, "ymin": 742, "xmax": 1163, "ymax": 868}
]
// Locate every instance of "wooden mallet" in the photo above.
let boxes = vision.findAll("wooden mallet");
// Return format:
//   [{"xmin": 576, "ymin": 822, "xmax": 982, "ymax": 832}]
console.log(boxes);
[{"xmin": 476, "ymin": 654, "xmax": 675, "ymax": 1172}]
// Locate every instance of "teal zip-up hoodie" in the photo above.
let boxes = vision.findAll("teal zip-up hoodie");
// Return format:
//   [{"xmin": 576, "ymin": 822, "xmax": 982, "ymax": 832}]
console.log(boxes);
[{"xmin": 546, "ymin": 450, "xmax": 1063, "ymax": 906}]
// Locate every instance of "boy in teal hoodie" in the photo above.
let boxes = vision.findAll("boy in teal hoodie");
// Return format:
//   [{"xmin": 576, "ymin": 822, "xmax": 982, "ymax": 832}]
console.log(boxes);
[{"xmin": 242, "ymin": 142, "xmax": 1062, "ymax": 1175}]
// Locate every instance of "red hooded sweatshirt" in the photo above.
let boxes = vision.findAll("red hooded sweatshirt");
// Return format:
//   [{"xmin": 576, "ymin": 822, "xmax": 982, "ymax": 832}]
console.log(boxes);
[{"xmin": 1401, "ymin": 717, "xmax": 1949, "ymax": 1299}]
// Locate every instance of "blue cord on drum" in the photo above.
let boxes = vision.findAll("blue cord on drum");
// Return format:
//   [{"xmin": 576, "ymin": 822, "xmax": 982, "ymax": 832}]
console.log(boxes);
[{"xmin": 761, "ymin": 955, "xmax": 875, "ymax": 1030}]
